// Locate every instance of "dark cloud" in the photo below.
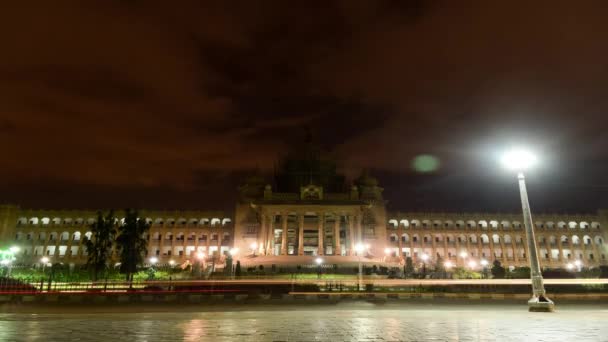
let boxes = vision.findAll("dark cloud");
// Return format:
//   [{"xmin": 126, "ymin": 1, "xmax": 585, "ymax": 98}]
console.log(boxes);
[{"xmin": 0, "ymin": 1, "xmax": 606, "ymax": 212}]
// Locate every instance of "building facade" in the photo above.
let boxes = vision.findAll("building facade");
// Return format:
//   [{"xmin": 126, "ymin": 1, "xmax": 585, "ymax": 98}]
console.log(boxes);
[{"xmin": 1, "ymin": 141, "xmax": 607, "ymax": 269}]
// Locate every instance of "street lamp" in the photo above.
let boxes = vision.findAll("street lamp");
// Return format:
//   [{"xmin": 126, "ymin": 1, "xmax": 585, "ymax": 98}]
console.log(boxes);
[
  {"xmin": 355, "ymin": 243, "xmax": 366, "ymax": 290},
  {"xmin": 229, "ymin": 248, "xmax": 239, "ymax": 277},
  {"xmin": 40, "ymin": 257, "xmax": 50, "ymax": 272},
  {"xmin": 459, "ymin": 251, "xmax": 468, "ymax": 266},
  {"xmin": 501, "ymin": 148, "xmax": 554, "ymax": 312},
  {"xmin": 315, "ymin": 257, "xmax": 323, "ymax": 278},
  {"xmin": 574, "ymin": 259, "xmax": 583, "ymax": 272},
  {"xmin": 420, "ymin": 253, "xmax": 429, "ymax": 277},
  {"xmin": 566, "ymin": 263, "xmax": 574, "ymax": 271},
  {"xmin": 467, "ymin": 260, "xmax": 477, "ymax": 269},
  {"xmin": 480, "ymin": 259, "xmax": 489, "ymax": 278},
  {"xmin": 169, "ymin": 260, "xmax": 175, "ymax": 266},
  {"xmin": 250, "ymin": 242, "xmax": 258, "ymax": 256},
  {"xmin": 149, "ymin": 257, "xmax": 158, "ymax": 265}
]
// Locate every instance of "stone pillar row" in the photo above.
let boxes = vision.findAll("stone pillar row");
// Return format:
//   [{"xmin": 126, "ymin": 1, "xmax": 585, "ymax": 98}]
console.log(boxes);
[{"xmin": 256, "ymin": 212, "xmax": 361, "ymax": 256}]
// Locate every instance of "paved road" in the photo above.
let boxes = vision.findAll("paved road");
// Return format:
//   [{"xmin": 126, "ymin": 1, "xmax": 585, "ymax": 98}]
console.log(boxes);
[{"xmin": 1, "ymin": 303, "xmax": 606, "ymax": 341}]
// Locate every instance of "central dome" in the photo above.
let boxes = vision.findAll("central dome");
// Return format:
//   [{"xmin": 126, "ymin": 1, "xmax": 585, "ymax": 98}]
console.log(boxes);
[{"xmin": 273, "ymin": 132, "xmax": 345, "ymax": 193}]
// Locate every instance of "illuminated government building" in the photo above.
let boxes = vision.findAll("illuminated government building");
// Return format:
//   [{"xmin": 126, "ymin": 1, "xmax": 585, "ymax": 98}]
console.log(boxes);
[{"xmin": 1, "ymin": 140, "xmax": 607, "ymax": 270}]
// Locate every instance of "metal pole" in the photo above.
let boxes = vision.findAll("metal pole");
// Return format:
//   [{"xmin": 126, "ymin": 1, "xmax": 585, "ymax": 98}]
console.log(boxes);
[
  {"xmin": 358, "ymin": 255, "xmax": 362, "ymax": 291},
  {"xmin": 517, "ymin": 172, "xmax": 554, "ymax": 311}
]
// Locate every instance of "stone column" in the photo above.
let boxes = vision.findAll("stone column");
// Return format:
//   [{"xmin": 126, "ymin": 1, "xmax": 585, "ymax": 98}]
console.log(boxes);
[
  {"xmin": 409, "ymin": 231, "xmax": 415, "ymax": 260},
  {"xmin": 499, "ymin": 236, "xmax": 507, "ymax": 263},
  {"xmin": 281, "ymin": 213, "xmax": 288, "ymax": 255},
  {"xmin": 443, "ymin": 234, "xmax": 448, "ymax": 261},
  {"xmin": 397, "ymin": 225, "xmax": 403, "ymax": 256},
  {"xmin": 477, "ymin": 236, "xmax": 482, "ymax": 261},
  {"xmin": 356, "ymin": 214, "xmax": 363, "ymax": 243},
  {"xmin": 348, "ymin": 215, "xmax": 355, "ymax": 256},
  {"xmin": 455, "ymin": 235, "xmax": 461, "ymax": 266},
  {"xmin": 431, "ymin": 233, "xmax": 437, "ymax": 260},
  {"xmin": 334, "ymin": 215, "xmax": 341, "ymax": 256},
  {"xmin": 259, "ymin": 214, "xmax": 266, "ymax": 255},
  {"xmin": 318, "ymin": 212, "xmax": 324, "ymax": 255},
  {"xmin": 267, "ymin": 215, "xmax": 274, "ymax": 256},
  {"xmin": 590, "ymin": 237, "xmax": 600, "ymax": 265},
  {"xmin": 298, "ymin": 213, "xmax": 304, "ymax": 255},
  {"xmin": 512, "ymin": 238, "xmax": 518, "ymax": 263}
]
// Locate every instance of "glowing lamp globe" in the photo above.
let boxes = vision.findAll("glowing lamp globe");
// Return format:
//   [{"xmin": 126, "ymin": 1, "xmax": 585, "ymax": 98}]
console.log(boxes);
[
  {"xmin": 315, "ymin": 257, "xmax": 323, "ymax": 265},
  {"xmin": 501, "ymin": 149, "xmax": 537, "ymax": 171},
  {"xmin": 354, "ymin": 244, "xmax": 365, "ymax": 253}
]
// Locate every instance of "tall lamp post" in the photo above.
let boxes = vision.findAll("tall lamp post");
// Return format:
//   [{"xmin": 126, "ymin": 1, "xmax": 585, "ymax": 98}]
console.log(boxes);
[
  {"xmin": 354, "ymin": 243, "xmax": 366, "ymax": 291},
  {"xmin": 501, "ymin": 149, "xmax": 554, "ymax": 312},
  {"xmin": 229, "ymin": 248, "xmax": 239, "ymax": 278}
]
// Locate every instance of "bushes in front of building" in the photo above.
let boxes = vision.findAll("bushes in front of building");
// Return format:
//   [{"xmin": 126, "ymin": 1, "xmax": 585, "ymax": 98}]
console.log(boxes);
[{"xmin": 451, "ymin": 267, "xmax": 482, "ymax": 279}]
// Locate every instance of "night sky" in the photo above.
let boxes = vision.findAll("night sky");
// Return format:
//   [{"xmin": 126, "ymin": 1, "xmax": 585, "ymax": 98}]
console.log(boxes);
[{"xmin": 1, "ymin": 1, "xmax": 607, "ymax": 214}]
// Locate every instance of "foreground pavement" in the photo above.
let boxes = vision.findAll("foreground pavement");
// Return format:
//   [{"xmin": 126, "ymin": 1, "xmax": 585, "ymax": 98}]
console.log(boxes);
[{"xmin": 0, "ymin": 302, "xmax": 606, "ymax": 341}]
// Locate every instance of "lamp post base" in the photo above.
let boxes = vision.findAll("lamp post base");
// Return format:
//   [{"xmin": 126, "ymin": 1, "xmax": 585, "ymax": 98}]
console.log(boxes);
[{"xmin": 528, "ymin": 296, "xmax": 555, "ymax": 312}]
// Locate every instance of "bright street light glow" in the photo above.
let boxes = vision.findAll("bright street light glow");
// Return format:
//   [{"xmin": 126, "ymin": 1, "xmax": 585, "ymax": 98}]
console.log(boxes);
[
  {"xmin": 459, "ymin": 251, "xmax": 468, "ymax": 258},
  {"xmin": 421, "ymin": 254, "xmax": 429, "ymax": 261},
  {"xmin": 566, "ymin": 263, "xmax": 574, "ymax": 270},
  {"xmin": 197, "ymin": 252, "xmax": 205, "ymax": 260},
  {"xmin": 574, "ymin": 260, "xmax": 582, "ymax": 267},
  {"xmin": 169, "ymin": 260, "xmax": 175, "ymax": 266},
  {"xmin": 468, "ymin": 260, "xmax": 477, "ymax": 268},
  {"xmin": 230, "ymin": 248, "xmax": 239, "ymax": 256},
  {"xmin": 384, "ymin": 247, "xmax": 391, "ymax": 255},
  {"xmin": 9, "ymin": 246, "xmax": 20, "ymax": 253},
  {"xmin": 444, "ymin": 261, "xmax": 453, "ymax": 269},
  {"xmin": 0, "ymin": 259, "xmax": 9, "ymax": 265},
  {"xmin": 315, "ymin": 257, "xmax": 323, "ymax": 265},
  {"xmin": 149, "ymin": 257, "xmax": 158, "ymax": 264},
  {"xmin": 40, "ymin": 257, "xmax": 49, "ymax": 264},
  {"xmin": 501, "ymin": 148, "xmax": 538, "ymax": 171},
  {"xmin": 480, "ymin": 259, "xmax": 489, "ymax": 266},
  {"xmin": 250, "ymin": 242, "xmax": 258, "ymax": 250},
  {"xmin": 354, "ymin": 243, "xmax": 365, "ymax": 253}
]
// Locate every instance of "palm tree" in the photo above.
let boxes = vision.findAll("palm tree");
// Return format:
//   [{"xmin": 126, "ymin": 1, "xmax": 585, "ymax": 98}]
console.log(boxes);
[
  {"xmin": 116, "ymin": 209, "xmax": 150, "ymax": 282},
  {"xmin": 85, "ymin": 210, "xmax": 116, "ymax": 281}
]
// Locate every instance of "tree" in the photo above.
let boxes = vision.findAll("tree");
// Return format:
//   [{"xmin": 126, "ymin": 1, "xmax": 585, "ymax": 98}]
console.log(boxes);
[
  {"xmin": 235, "ymin": 260, "xmax": 242, "ymax": 277},
  {"xmin": 435, "ymin": 256, "xmax": 445, "ymax": 273},
  {"xmin": 404, "ymin": 257, "xmax": 414, "ymax": 278},
  {"xmin": 116, "ymin": 209, "xmax": 151, "ymax": 282},
  {"xmin": 225, "ymin": 252, "xmax": 233, "ymax": 276},
  {"xmin": 491, "ymin": 260, "xmax": 506, "ymax": 279},
  {"xmin": 85, "ymin": 210, "xmax": 116, "ymax": 281}
]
